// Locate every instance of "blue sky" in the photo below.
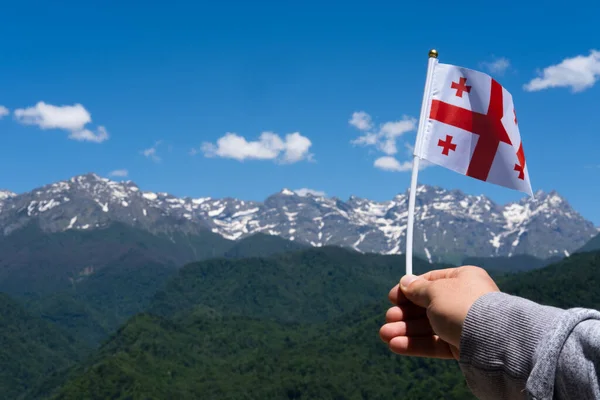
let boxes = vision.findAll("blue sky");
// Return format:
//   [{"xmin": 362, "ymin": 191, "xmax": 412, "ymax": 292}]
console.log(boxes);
[{"xmin": 1, "ymin": 0, "xmax": 599, "ymax": 223}]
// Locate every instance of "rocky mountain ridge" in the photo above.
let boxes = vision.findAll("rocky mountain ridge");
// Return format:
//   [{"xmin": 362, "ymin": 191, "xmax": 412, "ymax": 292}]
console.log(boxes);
[{"xmin": 0, "ymin": 173, "xmax": 596, "ymax": 262}]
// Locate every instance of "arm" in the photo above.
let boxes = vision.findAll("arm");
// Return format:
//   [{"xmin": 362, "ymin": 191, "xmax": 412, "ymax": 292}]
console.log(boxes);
[{"xmin": 459, "ymin": 292, "xmax": 600, "ymax": 399}]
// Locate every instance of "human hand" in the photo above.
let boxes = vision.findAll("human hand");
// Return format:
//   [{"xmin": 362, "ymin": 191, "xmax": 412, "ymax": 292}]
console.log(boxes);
[{"xmin": 379, "ymin": 266, "xmax": 499, "ymax": 360}]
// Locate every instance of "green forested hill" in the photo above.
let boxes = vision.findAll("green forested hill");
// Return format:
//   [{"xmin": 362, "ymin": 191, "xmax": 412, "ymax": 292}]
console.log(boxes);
[
  {"xmin": 576, "ymin": 233, "xmax": 600, "ymax": 254},
  {"xmin": 0, "ymin": 222, "xmax": 308, "ymax": 299},
  {"xmin": 500, "ymin": 251, "xmax": 600, "ymax": 309},
  {"xmin": 0, "ymin": 222, "xmax": 230, "ymax": 297},
  {"xmin": 16, "ymin": 226, "xmax": 311, "ymax": 346},
  {"xmin": 0, "ymin": 293, "xmax": 84, "ymax": 399},
  {"xmin": 4, "ymin": 224, "xmax": 600, "ymax": 400},
  {"xmin": 148, "ymin": 247, "xmax": 434, "ymax": 322},
  {"xmin": 223, "ymin": 232, "xmax": 308, "ymax": 258},
  {"xmin": 42, "ymin": 251, "xmax": 600, "ymax": 400},
  {"xmin": 462, "ymin": 254, "xmax": 559, "ymax": 273},
  {"xmin": 24, "ymin": 256, "xmax": 177, "ymax": 346},
  {"xmin": 43, "ymin": 305, "xmax": 473, "ymax": 400}
]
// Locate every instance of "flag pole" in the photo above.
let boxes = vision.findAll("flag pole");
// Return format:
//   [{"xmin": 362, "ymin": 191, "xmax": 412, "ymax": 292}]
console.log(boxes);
[{"xmin": 405, "ymin": 49, "xmax": 439, "ymax": 276}]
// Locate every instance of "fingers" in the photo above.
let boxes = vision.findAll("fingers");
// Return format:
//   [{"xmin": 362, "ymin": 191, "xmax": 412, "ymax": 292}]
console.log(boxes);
[
  {"xmin": 385, "ymin": 305, "xmax": 426, "ymax": 323},
  {"xmin": 379, "ymin": 319, "xmax": 433, "ymax": 342},
  {"xmin": 398, "ymin": 267, "xmax": 470, "ymax": 308},
  {"xmin": 419, "ymin": 268, "xmax": 461, "ymax": 281},
  {"xmin": 388, "ymin": 283, "xmax": 409, "ymax": 305},
  {"xmin": 390, "ymin": 268, "xmax": 463, "ymax": 307},
  {"xmin": 421, "ymin": 266, "xmax": 490, "ymax": 281},
  {"xmin": 388, "ymin": 335, "xmax": 455, "ymax": 359},
  {"xmin": 399, "ymin": 275, "xmax": 434, "ymax": 308}
]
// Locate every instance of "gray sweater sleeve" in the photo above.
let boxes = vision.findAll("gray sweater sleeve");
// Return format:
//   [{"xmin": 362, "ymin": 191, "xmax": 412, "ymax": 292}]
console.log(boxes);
[{"xmin": 458, "ymin": 292, "xmax": 600, "ymax": 400}]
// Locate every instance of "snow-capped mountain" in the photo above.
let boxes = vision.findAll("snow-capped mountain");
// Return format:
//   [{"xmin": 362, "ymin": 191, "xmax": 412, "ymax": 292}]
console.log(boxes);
[
  {"xmin": 0, "ymin": 173, "xmax": 596, "ymax": 262},
  {"xmin": 0, "ymin": 190, "xmax": 16, "ymax": 200}
]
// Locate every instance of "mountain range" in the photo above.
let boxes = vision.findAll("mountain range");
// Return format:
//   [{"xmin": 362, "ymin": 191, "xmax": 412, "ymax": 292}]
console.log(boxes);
[
  {"xmin": 0, "ymin": 173, "xmax": 596, "ymax": 264},
  {"xmin": 14, "ymin": 245, "xmax": 600, "ymax": 399},
  {"xmin": 0, "ymin": 170, "xmax": 598, "ymax": 398}
]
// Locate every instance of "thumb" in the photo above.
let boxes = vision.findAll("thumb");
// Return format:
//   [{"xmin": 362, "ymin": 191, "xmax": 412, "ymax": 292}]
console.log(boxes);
[{"xmin": 400, "ymin": 274, "xmax": 433, "ymax": 308}]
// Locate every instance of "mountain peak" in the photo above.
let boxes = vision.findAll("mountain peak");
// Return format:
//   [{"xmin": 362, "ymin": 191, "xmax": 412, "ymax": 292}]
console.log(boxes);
[
  {"xmin": 279, "ymin": 188, "xmax": 296, "ymax": 196},
  {"xmin": 69, "ymin": 172, "xmax": 105, "ymax": 183},
  {"xmin": 0, "ymin": 176, "xmax": 594, "ymax": 262},
  {"xmin": 0, "ymin": 190, "xmax": 16, "ymax": 200},
  {"xmin": 517, "ymin": 189, "xmax": 568, "ymax": 208}
]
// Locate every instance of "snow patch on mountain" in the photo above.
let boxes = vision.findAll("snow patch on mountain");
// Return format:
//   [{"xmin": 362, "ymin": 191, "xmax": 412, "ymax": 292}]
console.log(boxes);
[
  {"xmin": 0, "ymin": 174, "xmax": 595, "ymax": 262},
  {"xmin": 0, "ymin": 190, "xmax": 16, "ymax": 200}
]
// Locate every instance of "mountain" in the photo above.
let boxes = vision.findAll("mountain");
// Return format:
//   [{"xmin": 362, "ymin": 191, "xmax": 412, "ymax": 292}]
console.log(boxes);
[
  {"xmin": 36, "ymin": 250, "xmax": 600, "ymax": 400},
  {"xmin": 0, "ymin": 173, "xmax": 596, "ymax": 263},
  {"xmin": 148, "ymin": 247, "xmax": 435, "ymax": 323},
  {"xmin": 22, "ymin": 243, "xmax": 530, "ymax": 349},
  {"xmin": 576, "ymin": 233, "xmax": 600, "ymax": 254},
  {"xmin": 24, "ymin": 257, "xmax": 180, "ymax": 347},
  {"xmin": 22, "ymin": 247, "xmax": 461, "ymax": 399},
  {"xmin": 0, "ymin": 190, "xmax": 16, "ymax": 201},
  {"xmin": 0, "ymin": 293, "xmax": 84, "ymax": 399},
  {"xmin": 36, "ymin": 306, "xmax": 473, "ymax": 400},
  {"xmin": 462, "ymin": 254, "xmax": 560, "ymax": 273},
  {"xmin": 222, "ymin": 232, "xmax": 307, "ymax": 258},
  {"xmin": 7, "ymin": 226, "xmax": 307, "ymax": 346},
  {"xmin": 0, "ymin": 220, "xmax": 312, "ymax": 298},
  {"xmin": 0, "ymin": 221, "xmax": 232, "ymax": 297},
  {"xmin": 498, "ymin": 251, "xmax": 600, "ymax": 309}
]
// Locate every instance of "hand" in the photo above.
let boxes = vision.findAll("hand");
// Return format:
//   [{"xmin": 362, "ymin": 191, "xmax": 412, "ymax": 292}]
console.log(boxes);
[{"xmin": 379, "ymin": 266, "xmax": 499, "ymax": 360}]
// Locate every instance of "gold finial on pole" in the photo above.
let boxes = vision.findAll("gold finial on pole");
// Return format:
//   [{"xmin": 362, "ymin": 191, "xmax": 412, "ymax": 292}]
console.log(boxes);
[{"xmin": 428, "ymin": 49, "xmax": 439, "ymax": 58}]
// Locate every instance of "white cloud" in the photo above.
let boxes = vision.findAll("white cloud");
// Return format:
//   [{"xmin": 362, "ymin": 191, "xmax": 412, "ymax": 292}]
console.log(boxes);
[
  {"xmin": 524, "ymin": 50, "xmax": 600, "ymax": 92},
  {"xmin": 481, "ymin": 57, "xmax": 511, "ymax": 75},
  {"xmin": 351, "ymin": 132, "xmax": 378, "ymax": 146},
  {"xmin": 14, "ymin": 102, "xmax": 91, "ymax": 130},
  {"xmin": 69, "ymin": 126, "xmax": 109, "ymax": 143},
  {"xmin": 351, "ymin": 113, "xmax": 417, "ymax": 156},
  {"xmin": 350, "ymin": 113, "xmax": 435, "ymax": 173},
  {"xmin": 142, "ymin": 141, "xmax": 162, "ymax": 162},
  {"xmin": 281, "ymin": 132, "xmax": 313, "ymax": 163},
  {"xmin": 201, "ymin": 131, "xmax": 313, "ymax": 164},
  {"xmin": 349, "ymin": 111, "xmax": 373, "ymax": 131},
  {"xmin": 13, "ymin": 101, "xmax": 109, "ymax": 143},
  {"xmin": 378, "ymin": 119, "xmax": 418, "ymax": 155},
  {"xmin": 294, "ymin": 188, "xmax": 326, "ymax": 197},
  {"xmin": 0, "ymin": 106, "xmax": 8, "ymax": 119},
  {"xmin": 143, "ymin": 147, "xmax": 159, "ymax": 161},
  {"xmin": 109, "ymin": 169, "xmax": 128, "ymax": 177},
  {"xmin": 374, "ymin": 156, "xmax": 413, "ymax": 172}
]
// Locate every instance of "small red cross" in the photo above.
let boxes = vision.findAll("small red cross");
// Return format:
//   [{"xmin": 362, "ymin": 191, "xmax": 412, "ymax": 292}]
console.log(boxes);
[
  {"xmin": 514, "ymin": 143, "xmax": 526, "ymax": 180},
  {"xmin": 514, "ymin": 109, "xmax": 518, "ymax": 125},
  {"xmin": 429, "ymin": 79, "xmax": 513, "ymax": 181},
  {"xmin": 514, "ymin": 163, "xmax": 524, "ymax": 180},
  {"xmin": 451, "ymin": 77, "xmax": 471, "ymax": 98},
  {"xmin": 438, "ymin": 135, "xmax": 457, "ymax": 156}
]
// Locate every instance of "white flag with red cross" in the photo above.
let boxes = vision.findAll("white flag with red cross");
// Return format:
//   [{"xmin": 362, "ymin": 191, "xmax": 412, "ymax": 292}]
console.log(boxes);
[{"xmin": 414, "ymin": 62, "xmax": 533, "ymax": 196}]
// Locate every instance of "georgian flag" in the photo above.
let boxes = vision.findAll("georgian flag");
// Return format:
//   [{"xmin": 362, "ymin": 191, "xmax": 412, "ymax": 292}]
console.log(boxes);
[{"xmin": 414, "ymin": 63, "xmax": 533, "ymax": 196}]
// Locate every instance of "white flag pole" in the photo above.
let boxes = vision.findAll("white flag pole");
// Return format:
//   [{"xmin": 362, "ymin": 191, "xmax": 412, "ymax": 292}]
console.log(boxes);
[{"xmin": 405, "ymin": 49, "xmax": 439, "ymax": 276}]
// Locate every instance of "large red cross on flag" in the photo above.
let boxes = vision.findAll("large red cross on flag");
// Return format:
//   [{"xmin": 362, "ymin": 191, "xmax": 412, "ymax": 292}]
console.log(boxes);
[{"xmin": 414, "ymin": 63, "xmax": 532, "ymax": 196}]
